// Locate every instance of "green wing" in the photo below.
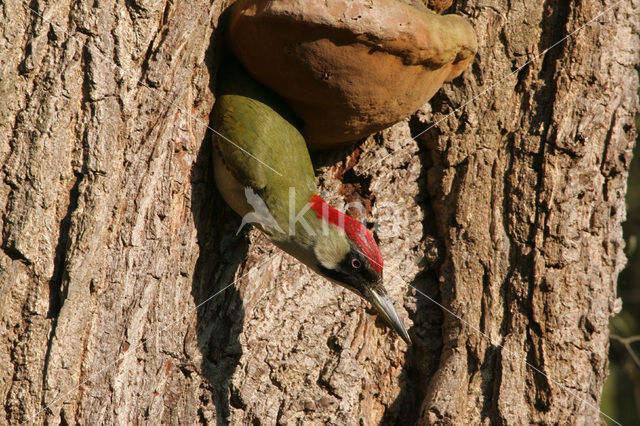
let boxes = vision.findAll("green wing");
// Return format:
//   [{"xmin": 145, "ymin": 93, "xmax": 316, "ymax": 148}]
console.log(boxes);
[{"xmin": 212, "ymin": 57, "xmax": 316, "ymax": 198}]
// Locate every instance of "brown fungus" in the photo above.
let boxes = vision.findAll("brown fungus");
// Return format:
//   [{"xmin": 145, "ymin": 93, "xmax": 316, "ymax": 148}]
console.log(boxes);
[
  {"xmin": 227, "ymin": 0, "xmax": 477, "ymax": 148},
  {"xmin": 399, "ymin": 0, "xmax": 453, "ymax": 14}
]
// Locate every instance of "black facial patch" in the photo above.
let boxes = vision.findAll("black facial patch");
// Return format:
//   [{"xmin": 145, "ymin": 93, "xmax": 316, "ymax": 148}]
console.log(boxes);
[{"xmin": 316, "ymin": 247, "xmax": 381, "ymax": 294}]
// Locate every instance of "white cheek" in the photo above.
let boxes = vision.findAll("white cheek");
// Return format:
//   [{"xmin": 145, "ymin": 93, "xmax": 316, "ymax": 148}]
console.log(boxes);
[
  {"xmin": 313, "ymin": 233, "xmax": 350, "ymax": 271},
  {"xmin": 317, "ymin": 256, "xmax": 338, "ymax": 271},
  {"xmin": 315, "ymin": 244, "xmax": 341, "ymax": 270}
]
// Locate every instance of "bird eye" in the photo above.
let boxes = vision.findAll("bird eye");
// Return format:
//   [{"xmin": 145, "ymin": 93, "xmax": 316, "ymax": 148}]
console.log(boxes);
[{"xmin": 351, "ymin": 258, "xmax": 361, "ymax": 269}]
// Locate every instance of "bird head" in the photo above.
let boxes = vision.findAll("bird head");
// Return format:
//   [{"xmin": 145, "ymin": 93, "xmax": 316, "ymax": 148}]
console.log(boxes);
[{"xmin": 308, "ymin": 195, "xmax": 411, "ymax": 343}]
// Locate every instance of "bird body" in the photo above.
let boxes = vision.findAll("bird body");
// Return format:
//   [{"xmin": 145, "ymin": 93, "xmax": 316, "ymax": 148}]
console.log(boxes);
[
  {"xmin": 212, "ymin": 56, "xmax": 410, "ymax": 343},
  {"xmin": 212, "ymin": 59, "xmax": 340, "ymax": 272}
]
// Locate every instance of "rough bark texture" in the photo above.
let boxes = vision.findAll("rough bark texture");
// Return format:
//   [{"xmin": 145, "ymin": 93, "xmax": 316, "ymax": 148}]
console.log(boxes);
[{"xmin": 1, "ymin": 0, "xmax": 638, "ymax": 425}]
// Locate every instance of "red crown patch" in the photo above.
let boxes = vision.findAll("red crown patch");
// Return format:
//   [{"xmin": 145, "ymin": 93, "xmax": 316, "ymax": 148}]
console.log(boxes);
[{"xmin": 309, "ymin": 194, "xmax": 383, "ymax": 273}]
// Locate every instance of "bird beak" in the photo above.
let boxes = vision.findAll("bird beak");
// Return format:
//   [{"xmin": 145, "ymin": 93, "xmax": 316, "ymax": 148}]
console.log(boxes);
[{"xmin": 363, "ymin": 285, "xmax": 411, "ymax": 344}]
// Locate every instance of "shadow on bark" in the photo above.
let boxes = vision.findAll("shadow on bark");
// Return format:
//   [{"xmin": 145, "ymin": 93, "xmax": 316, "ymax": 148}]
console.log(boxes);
[
  {"xmin": 188, "ymin": 26, "xmax": 248, "ymax": 423},
  {"xmin": 190, "ymin": 125, "xmax": 248, "ymax": 424},
  {"xmin": 381, "ymin": 124, "xmax": 444, "ymax": 424},
  {"xmin": 380, "ymin": 272, "xmax": 442, "ymax": 424}
]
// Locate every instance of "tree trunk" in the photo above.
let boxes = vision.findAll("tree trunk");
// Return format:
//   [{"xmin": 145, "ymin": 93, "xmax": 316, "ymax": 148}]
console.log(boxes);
[{"xmin": 1, "ymin": 0, "xmax": 637, "ymax": 424}]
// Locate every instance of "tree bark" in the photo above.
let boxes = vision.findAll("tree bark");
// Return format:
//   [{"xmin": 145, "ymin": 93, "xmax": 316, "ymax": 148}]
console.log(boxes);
[{"xmin": 1, "ymin": 0, "xmax": 637, "ymax": 424}]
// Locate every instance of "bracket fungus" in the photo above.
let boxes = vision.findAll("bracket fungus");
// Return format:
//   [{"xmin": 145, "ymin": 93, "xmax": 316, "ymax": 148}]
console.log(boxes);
[{"xmin": 226, "ymin": 0, "xmax": 477, "ymax": 148}]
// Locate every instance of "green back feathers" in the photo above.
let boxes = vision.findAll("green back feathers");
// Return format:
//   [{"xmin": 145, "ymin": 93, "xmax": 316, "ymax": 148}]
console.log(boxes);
[{"xmin": 212, "ymin": 57, "xmax": 318, "ymax": 231}]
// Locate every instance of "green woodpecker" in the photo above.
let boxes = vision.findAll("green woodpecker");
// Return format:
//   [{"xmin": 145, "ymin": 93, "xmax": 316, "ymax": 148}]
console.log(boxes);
[{"xmin": 212, "ymin": 56, "xmax": 410, "ymax": 344}]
